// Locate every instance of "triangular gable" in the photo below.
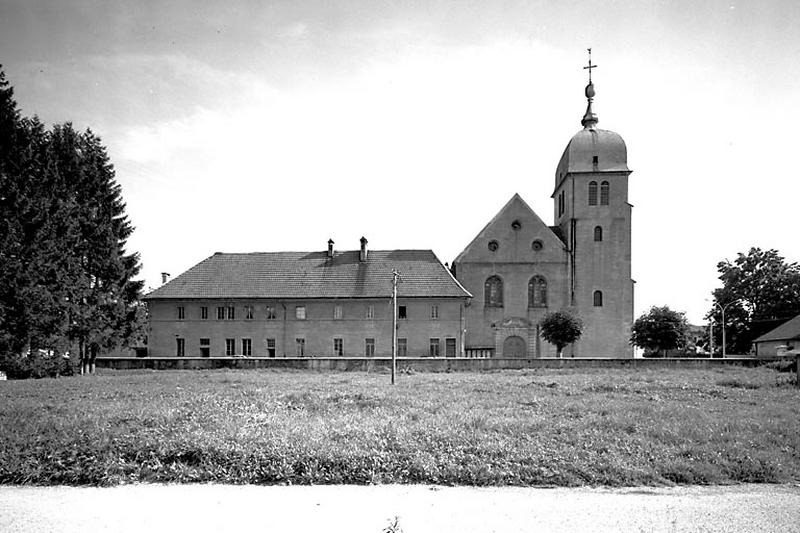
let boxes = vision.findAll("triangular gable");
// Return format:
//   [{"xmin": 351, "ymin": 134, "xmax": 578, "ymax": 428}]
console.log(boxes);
[{"xmin": 453, "ymin": 193, "xmax": 567, "ymax": 264}]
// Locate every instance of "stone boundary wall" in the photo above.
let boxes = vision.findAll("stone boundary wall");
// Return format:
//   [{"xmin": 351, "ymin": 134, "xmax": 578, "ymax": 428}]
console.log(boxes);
[{"xmin": 96, "ymin": 356, "xmax": 787, "ymax": 372}]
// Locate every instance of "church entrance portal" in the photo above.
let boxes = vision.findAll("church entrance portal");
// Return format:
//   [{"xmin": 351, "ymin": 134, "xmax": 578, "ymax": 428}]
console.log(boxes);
[{"xmin": 502, "ymin": 336, "xmax": 527, "ymax": 358}]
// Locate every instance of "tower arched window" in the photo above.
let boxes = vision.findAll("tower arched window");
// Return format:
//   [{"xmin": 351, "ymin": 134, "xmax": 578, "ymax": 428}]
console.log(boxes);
[
  {"xmin": 588, "ymin": 181, "xmax": 598, "ymax": 206},
  {"xmin": 484, "ymin": 276, "xmax": 504, "ymax": 308},
  {"xmin": 593, "ymin": 290, "xmax": 604, "ymax": 307},
  {"xmin": 528, "ymin": 276, "xmax": 548, "ymax": 308},
  {"xmin": 594, "ymin": 226, "xmax": 603, "ymax": 242},
  {"xmin": 600, "ymin": 181, "xmax": 609, "ymax": 205}
]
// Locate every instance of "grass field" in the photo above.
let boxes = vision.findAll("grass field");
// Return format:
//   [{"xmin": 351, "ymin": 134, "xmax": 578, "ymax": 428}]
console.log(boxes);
[{"xmin": 0, "ymin": 366, "xmax": 797, "ymax": 486}]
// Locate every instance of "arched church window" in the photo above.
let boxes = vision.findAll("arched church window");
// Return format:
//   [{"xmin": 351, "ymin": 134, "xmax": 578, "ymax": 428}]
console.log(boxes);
[
  {"xmin": 593, "ymin": 290, "xmax": 603, "ymax": 307},
  {"xmin": 588, "ymin": 181, "xmax": 598, "ymax": 206},
  {"xmin": 594, "ymin": 226, "xmax": 603, "ymax": 242},
  {"xmin": 484, "ymin": 276, "xmax": 504, "ymax": 308},
  {"xmin": 528, "ymin": 276, "xmax": 547, "ymax": 308},
  {"xmin": 600, "ymin": 181, "xmax": 609, "ymax": 205}
]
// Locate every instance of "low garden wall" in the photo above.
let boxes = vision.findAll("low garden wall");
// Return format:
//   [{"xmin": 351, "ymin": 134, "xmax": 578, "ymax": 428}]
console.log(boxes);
[{"xmin": 96, "ymin": 356, "xmax": 787, "ymax": 372}]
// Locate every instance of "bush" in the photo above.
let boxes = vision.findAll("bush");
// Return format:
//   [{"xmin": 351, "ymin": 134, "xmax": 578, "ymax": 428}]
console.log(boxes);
[{"xmin": 0, "ymin": 352, "xmax": 75, "ymax": 379}]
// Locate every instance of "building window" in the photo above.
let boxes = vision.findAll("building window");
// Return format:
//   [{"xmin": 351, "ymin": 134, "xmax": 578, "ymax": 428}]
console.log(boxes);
[
  {"xmin": 488, "ymin": 240, "xmax": 499, "ymax": 252},
  {"xmin": 600, "ymin": 181, "xmax": 609, "ymax": 205},
  {"xmin": 365, "ymin": 305, "xmax": 374, "ymax": 319},
  {"xmin": 244, "ymin": 306, "xmax": 253, "ymax": 320},
  {"xmin": 528, "ymin": 276, "xmax": 548, "ymax": 308},
  {"xmin": 365, "ymin": 338, "xmax": 375, "ymax": 357},
  {"xmin": 511, "ymin": 220, "xmax": 522, "ymax": 230},
  {"xmin": 592, "ymin": 155, "xmax": 599, "ymax": 166},
  {"xmin": 176, "ymin": 338, "xmax": 185, "ymax": 357},
  {"xmin": 429, "ymin": 338, "xmax": 441, "ymax": 357},
  {"xmin": 334, "ymin": 305, "xmax": 343, "ymax": 319},
  {"xmin": 295, "ymin": 338, "xmax": 305, "ymax": 356},
  {"xmin": 177, "ymin": 306, "xmax": 185, "ymax": 320},
  {"xmin": 532, "ymin": 240, "xmax": 543, "ymax": 252},
  {"xmin": 430, "ymin": 305, "xmax": 439, "ymax": 319},
  {"xmin": 484, "ymin": 276, "xmax": 503, "ymax": 307},
  {"xmin": 295, "ymin": 306, "xmax": 306, "ymax": 320},
  {"xmin": 266, "ymin": 338, "xmax": 276, "ymax": 358},
  {"xmin": 398, "ymin": 305, "xmax": 407, "ymax": 319},
  {"xmin": 217, "ymin": 306, "xmax": 225, "ymax": 320},
  {"xmin": 594, "ymin": 226, "xmax": 603, "ymax": 242},
  {"xmin": 242, "ymin": 338, "xmax": 252, "ymax": 356},
  {"xmin": 200, "ymin": 306, "xmax": 208, "ymax": 320},
  {"xmin": 265, "ymin": 306, "xmax": 276, "ymax": 320},
  {"xmin": 199, "ymin": 338, "xmax": 210, "ymax": 358},
  {"xmin": 558, "ymin": 190, "xmax": 565, "ymax": 217},
  {"xmin": 593, "ymin": 290, "xmax": 604, "ymax": 307},
  {"xmin": 334, "ymin": 338, "xmax": 343, "ymax": 356},
  {"xmin": 397, "ymin": 338, "xmax": 407, "ymax": 357},
  {"xmin": 588, "ymin": 181, "xmax": 598, "ymax": 206},
  {"xmin": 227, "ymin": 306, "xmax": 235, "ymax": 320},
  {"xmin": 225, "ymin": 338, "xmax": 235, "ymax": 356}
]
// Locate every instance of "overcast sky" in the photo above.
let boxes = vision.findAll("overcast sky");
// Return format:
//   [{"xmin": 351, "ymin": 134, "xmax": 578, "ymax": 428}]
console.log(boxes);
[{"xmin": 2, "ymin": 0, "xmax": 799, "ymax": 324}]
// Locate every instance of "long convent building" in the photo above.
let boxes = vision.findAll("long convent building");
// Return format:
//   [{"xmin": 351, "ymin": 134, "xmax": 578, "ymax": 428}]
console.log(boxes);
[{"xmin": 144, "ymin": 76, "xmax": 633, "ymax": 358}]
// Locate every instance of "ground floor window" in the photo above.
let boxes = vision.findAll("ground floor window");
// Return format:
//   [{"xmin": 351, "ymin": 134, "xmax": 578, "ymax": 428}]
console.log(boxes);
[
  {"xmin": 429, "ymin": 338, "xmax": 440, "ymax": 357},
  {"xmin": 397, "ymin": 338, "xmax": 407, "ymax": 357},
  {"xmin": 225, "ymin": 338, "xmax": 235, "ymax": 356},
  {"xmin": 296, "ymin": 338, "xmax": 305, "ymax": 356},
  {"xmin": 176, "ymin": 338, "xmax": 185, "ymax": 357},
  {"xmin": 199, "ymin": 338, "xmax": 210, "ymax": 357},
  {"xmin": 241, "ymin": 338, "xmax": 252, "ymax": 356},
  {"xmin": 365, "ymin": 338, "xmax": 375, "ymax": 357},
  {"xmin": 266, "ymin": 338, "xmax": 276, "ymax": 358},
  {"xmin": 334, "ymin": 337, "xmax": 343, "ymax": 356}
]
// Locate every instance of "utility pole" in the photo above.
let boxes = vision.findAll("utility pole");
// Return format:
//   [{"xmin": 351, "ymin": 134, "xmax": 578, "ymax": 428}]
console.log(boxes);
[{"xmin": 391, "ymin": 269, "xmax": 400, "ymax": 385}]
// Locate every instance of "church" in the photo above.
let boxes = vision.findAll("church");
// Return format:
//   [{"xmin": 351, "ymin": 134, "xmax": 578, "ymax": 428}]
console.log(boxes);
[
  {"xmin": 452, "ymin": 75, "xmax": 633, "ymax": 358},
  {"xmin": 143, "ymin": 67, "xmax": 633, "ymax": 359}
]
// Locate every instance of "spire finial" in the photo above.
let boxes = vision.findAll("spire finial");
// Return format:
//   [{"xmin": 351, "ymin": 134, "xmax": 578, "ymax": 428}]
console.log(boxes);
[{"xmin": 581, "ymin": 47, "xmax": 599, "ymax": 129}]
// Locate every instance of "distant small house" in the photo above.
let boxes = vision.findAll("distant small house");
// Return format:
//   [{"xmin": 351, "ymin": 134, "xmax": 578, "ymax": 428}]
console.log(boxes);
[{"xmin": 752, "ymin": 314, "xmax": 800, "ymax": 356}]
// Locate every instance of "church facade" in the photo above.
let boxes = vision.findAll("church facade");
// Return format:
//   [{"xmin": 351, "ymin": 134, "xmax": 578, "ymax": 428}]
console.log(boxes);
[{"xmin": 452, "ymin": 78, "xmax": 633, "ymax": 358}]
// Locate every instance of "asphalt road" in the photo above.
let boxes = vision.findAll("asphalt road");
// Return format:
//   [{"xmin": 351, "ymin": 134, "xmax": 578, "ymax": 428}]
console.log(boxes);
[{"xmin": 1, "ymin": 483, "xmax": 799, "ymax": 532}]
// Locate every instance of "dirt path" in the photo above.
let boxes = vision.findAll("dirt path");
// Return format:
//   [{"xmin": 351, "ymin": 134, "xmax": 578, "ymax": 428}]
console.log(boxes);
[{"xmin": 1, "ymin": 483, "xmax": 799, "ymax": 532}]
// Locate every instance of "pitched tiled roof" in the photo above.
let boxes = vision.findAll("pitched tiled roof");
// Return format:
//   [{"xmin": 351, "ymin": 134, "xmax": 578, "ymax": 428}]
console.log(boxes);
[
  {"xmin": 144, "ymin": 250, "xmax": 472, "ymax": 300},
  {"xmin": 753, "ymin": 314, "xmax": 800, "ymax": 343}
]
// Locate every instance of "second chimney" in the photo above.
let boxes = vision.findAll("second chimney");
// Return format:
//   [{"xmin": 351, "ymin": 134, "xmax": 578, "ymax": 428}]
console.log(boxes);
[
  {"xmin": 327, "ymin": 238, "xmax": 334, "ymax": 258},
  {"xmin": 161, "ymin": 272, "xmax": 171, "ymax": 284},
  {"xmin": 359, "ymin": 236, "xmax": 368, "ymax": 262}
]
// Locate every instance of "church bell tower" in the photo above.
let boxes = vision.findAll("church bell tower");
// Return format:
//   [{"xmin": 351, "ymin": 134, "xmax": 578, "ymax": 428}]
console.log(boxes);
[{"xmin": 552, "ymin": 50, "xmax": 634, "ymax": 357}]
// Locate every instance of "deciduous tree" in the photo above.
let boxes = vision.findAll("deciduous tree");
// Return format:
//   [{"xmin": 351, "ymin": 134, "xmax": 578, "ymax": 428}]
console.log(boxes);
[
  {"xmin": 631, "ymin": 306, "xmax": 689, "ymax": 357},
  {"xmin": 539, "ymin": 311, "xmax": 583, "ymax": 358},
  {"xmin": 710, "ymin": 248, "xmax": 800, "ymax": 354}
]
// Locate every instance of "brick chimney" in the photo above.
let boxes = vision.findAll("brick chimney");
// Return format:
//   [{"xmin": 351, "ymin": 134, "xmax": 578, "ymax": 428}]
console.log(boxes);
[
  {"xmin": 161, "ymin": 272, "xmax": 170, "ymax": 284},
  {"xmin": 359, "ymin": 236, "xmax": 368, "ymax": 262},
  {"xmin": 327, "ymin": 238, "xmax": 334, "ymax": 258}
]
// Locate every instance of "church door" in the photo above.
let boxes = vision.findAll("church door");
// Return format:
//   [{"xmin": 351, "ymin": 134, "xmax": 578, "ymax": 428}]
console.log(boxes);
[{"xmin": 502, "ymin": 336, "xmax": 527, "ymax": 358}]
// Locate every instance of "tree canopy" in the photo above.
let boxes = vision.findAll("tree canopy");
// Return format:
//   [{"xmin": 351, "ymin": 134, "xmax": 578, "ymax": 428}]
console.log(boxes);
[
  {"xmin": 630, "ymin": 306, "xmax": 689, "ymax": 357},
  {"xmin": 709, "ymin": 248, "xmax": 800, "ymax": 354},
  {"xmin": 539, "ymin": 311, "xmax": 583, "ymax": 357},
  {"xmin": 0, "ymin": 67, "xmax": 143, "ymax": 373}
]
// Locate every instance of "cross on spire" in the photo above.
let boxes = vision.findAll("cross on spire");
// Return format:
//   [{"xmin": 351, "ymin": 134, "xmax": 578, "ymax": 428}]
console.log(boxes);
[{"xmin": 583, "ymin": 47, "xmax": 597, "ymax": 84}]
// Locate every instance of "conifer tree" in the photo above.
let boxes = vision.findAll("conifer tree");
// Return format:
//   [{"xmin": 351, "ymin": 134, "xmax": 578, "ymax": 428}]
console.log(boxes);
[{"xmin": 0, "ymin": 68, "xmax": 143, "ymax": 373}]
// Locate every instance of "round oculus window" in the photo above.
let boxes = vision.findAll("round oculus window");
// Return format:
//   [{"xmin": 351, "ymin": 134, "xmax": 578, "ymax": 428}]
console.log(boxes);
[
  {"xmin": 532, "ymin": 240, "xmax": 543, "ymax": 251},
  {"xmin": 511, "ymin": 220, "xmax": 522, "ymax": 230},
  {"xmin": 488, "ymin": 240, "xmax": 499, "ymax": 252}
]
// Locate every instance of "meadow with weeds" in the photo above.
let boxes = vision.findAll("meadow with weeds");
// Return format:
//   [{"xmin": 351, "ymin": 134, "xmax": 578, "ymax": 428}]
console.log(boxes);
[{"xmin": 0, "ymin": 366, "xmax": 797, "ymax": 486}]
